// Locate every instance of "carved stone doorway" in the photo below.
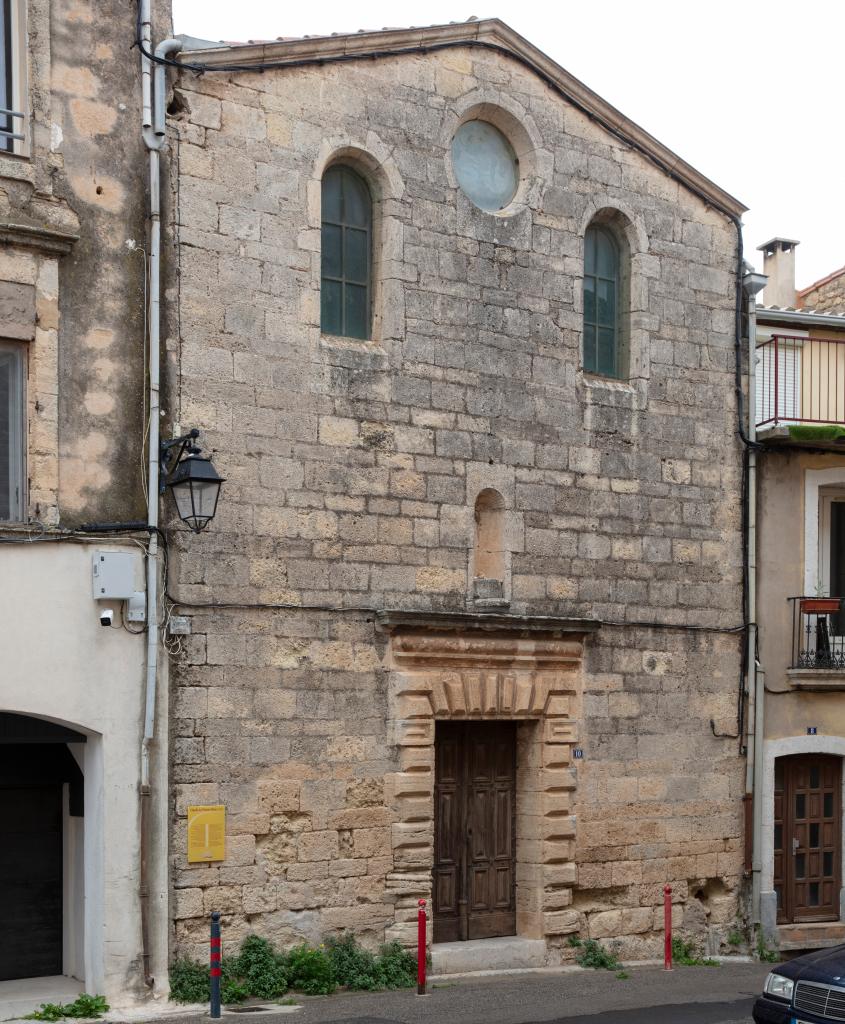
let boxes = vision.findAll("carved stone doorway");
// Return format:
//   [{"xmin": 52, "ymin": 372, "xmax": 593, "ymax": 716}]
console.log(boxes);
[{"xmin": 378, "ymin": 611, "xmax": 599, "ymax": 949}]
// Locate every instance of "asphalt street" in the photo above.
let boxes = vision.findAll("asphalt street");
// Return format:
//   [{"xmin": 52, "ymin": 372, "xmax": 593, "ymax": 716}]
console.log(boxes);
[{"xmin": 131, "ymin": 961, "xmax": 773, "ymax": 1024}]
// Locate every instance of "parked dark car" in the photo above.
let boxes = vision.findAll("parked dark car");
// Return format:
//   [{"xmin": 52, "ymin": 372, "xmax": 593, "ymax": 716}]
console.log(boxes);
[{"xmin": 753, "ymin": 944, "xmax": 845, "ymax": 1023}]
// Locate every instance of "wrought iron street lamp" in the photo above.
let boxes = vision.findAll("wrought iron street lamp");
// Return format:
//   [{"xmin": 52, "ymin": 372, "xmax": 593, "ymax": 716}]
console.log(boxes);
[{"xmin": 160, "ymin": 429, "xmax": 224, "ymax": 533}]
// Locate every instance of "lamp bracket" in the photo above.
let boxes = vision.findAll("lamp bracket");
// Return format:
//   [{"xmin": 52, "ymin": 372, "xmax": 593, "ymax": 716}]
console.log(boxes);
[{"xmin": 159, "ymin": 428, "xmax": 201, "ymax": 494}]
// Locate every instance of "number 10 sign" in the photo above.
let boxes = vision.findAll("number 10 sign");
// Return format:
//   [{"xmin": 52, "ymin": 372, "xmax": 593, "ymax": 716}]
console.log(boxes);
[{"xmin": 187, "ymin": 804, "xmax": 226, "ymax": 863}]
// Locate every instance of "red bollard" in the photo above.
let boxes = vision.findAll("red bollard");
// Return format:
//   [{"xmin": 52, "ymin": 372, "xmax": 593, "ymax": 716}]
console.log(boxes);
[
  {"xmin": 663, "ymin": 885, "xmax": 673, "ymax": 971},
  {"xmin": 417, "ymin": 899, "xmax": 427, "ymax": 995}
]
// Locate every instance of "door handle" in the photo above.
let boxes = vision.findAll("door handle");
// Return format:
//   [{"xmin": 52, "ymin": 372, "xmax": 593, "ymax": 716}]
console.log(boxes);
[{"xmin": 792, "ymin": 837, "xmax": 800, "ymax": 855}]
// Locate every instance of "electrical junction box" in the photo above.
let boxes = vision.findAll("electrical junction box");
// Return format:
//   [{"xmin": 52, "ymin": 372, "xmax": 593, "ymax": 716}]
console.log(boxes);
[
  {"xmin": 92, "ymin": 551, "xmax": 147, "ymax": 622},
  {"xmin": 92, "ymin": 552, "xmax": 138, "ymax": 598},
  {"xmin": 92, "ymin": 551, "xmax": 138, "ymax": 598}
]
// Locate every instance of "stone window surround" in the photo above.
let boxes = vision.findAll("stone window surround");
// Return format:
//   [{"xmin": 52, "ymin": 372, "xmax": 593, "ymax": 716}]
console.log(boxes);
[
  {"xmin": 0, "ymin": 239, "xmax": 71, "ymax": 526},
  {"xmin": 441, "ymin": 93, "xmax": 552, "ymax": 219},
  {"xmin": 760, "ymin": 734, "xmax": 845, "ymax": 938},
  {"xmin": 308, "ymin": 136, "xmax": 405, "ymax": 349},
  {"xmin": 0, "ymin": 0, "xmax": 52, "ymax": 186},
  {"xmin": 577, "ymin": 198, "xmax": 650, "ymax": 405},
  {"xmin": 378, "ymin": 611, "xmax": 600, "ymax": 949}
]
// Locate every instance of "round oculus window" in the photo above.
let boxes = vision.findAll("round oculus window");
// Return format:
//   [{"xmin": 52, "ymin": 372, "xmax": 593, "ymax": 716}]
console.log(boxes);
[{"xmin": 451, "ymin": 120, "xmax": 519, "ymax": 212}]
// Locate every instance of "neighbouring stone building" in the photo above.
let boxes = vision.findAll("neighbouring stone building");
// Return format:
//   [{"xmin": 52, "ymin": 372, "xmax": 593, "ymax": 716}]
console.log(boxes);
[
  {"xmin": 797, "ymin": 264, "xmax": 845, "ymax": 315},
  {"xmin": 0, "ymin": 0, "xmax": 170, "ymax": 1013},
  {"xmin": 162, "ymin": 19, "xmax": 750, "ymax": 967}
]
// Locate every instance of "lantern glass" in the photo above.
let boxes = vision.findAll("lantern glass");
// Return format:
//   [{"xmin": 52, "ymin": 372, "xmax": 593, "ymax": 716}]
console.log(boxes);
[{"xmin": 167, "ymin": 455, "xmax": 224, "ymax": 532}]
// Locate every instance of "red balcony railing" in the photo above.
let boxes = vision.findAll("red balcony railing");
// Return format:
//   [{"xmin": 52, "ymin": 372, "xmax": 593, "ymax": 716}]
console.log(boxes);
[{"xmin": 756, "ymin": 334, "xmax": 845, "ymax": 427}]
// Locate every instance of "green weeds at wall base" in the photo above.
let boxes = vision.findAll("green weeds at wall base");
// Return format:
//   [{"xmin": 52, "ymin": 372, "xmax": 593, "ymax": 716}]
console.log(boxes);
[
  {"xmin": 169, "ymin": 933, "xmax": 417, "ymax": 1003},
  {"xmin": 567, "ymin": 936, "xmax": 623, "ymax": 972},
  {"xmin": 671, "ymin": 936, "xmax": 719, "ymax": 967},
  {"xmin": 25, "ymin": 995, "xmax": 109, "ymax": 1021}
]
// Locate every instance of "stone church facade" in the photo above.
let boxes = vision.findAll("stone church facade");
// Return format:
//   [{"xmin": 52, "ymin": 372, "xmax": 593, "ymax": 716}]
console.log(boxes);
[{"xmin": 164, "ymin": 19, "xmax": 747, "ymax": 964}]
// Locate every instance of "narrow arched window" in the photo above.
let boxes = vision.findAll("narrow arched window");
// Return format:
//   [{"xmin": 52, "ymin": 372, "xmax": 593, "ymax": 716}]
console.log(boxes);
[
  {"xmin": 321, "ymin": 165, "xmax": 372, "ymax": 340},
  {"xmin": 583, "ymin": 225, "xmax": 621, "ymax": 378}
]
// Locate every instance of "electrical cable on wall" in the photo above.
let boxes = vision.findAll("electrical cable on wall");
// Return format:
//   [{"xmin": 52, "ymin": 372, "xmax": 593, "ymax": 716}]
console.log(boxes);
[{"xmin": 0, "ymin": 523, "xmax": 749, "ymax": 635}]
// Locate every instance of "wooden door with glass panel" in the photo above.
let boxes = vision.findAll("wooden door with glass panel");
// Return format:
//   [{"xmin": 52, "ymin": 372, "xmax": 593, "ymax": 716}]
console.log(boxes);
[{"xmin": 773, "ymin": 755, "xmax": 841, "ymax": 923}]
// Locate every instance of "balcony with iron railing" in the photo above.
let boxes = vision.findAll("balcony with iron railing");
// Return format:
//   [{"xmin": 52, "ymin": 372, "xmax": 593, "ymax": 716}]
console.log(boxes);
[
  {"xmin": 787, "ymin": 597, "xmax": 845, "ymax": 688},
  {"xmin": 756, "ymin": 335, "xmax": 845, "ymax": 440}
]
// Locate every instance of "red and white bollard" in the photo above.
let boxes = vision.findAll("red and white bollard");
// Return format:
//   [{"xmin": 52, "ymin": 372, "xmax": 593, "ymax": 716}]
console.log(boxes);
[
  {"xmin": 663, "ymin": 885, "xmax": 673, "ymax": 971},
  {"xmin": 417, "ymin": 899, "xmax": 427, "ymax": 995}
]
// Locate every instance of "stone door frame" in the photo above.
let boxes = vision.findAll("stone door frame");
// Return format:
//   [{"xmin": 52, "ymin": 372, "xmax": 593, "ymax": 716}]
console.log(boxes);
[{"xmin": 377, "ymin": 611, "xmax": 599, "ymax": 948}]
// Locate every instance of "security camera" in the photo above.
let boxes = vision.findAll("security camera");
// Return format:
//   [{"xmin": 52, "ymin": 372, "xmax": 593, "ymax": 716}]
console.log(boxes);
[{"xmin": 99, "ymin": 608, "xmax": 114, "ymax": 627}]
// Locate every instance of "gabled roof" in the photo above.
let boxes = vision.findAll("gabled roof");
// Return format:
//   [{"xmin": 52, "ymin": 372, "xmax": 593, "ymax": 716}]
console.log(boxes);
[
  {"xmin": 797, "ymin": 264, "xmax": 845, "ymax": 299},
  {"xmin": 178, "ymin": 18, "xmax": 747, "ymax": 220}
]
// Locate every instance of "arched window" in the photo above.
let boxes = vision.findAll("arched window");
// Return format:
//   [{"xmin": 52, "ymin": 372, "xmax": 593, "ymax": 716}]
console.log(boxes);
[
  {"xmin": 583, "ymin": 224, "xmax": 622, "ymax": 378},
  {"xmin": 321, "ymin": 165, "xmax": 372, "ymax": 340}
]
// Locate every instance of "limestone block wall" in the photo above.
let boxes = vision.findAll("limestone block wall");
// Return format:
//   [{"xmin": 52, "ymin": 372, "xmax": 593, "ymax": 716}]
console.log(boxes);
[
  {"xmin": 0, "ymin": 0, "xmax": 162, "ymax": 525},
  {"xmin": 166, "ymin": 32, "xmax": 746, "ymax": 962}
]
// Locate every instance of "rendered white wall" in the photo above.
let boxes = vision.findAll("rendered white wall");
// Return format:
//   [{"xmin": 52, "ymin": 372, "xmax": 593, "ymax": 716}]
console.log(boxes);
[{"xmin": 0, "ymin": 543, "xmax": 168, "ymax": 1004}]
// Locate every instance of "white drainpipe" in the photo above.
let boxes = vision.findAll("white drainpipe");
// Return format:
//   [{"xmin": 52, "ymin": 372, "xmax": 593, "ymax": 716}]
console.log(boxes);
[{"xmin": 138, "ymin": 1, "xmax": 182, "ymax": 986}]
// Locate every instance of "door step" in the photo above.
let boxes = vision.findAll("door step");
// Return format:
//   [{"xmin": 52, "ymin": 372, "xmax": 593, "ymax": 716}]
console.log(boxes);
[
  {"xmin": 0, "ymin": 976, "xmax": 83, "ymax": 1021},
  {"xmin": 431, "ymin": 937, "xmax": 548, "ymax": 976},
  {"xmin": 777, "ymin": 922, "xmax": 845, "ymax": 951}
]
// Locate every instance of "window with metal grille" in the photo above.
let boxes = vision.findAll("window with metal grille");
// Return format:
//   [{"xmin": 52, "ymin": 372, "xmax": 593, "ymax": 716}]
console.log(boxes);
[
  {"xmin": 0, "ymin": 341, "xmax": 25, "ymax": 520},
  {"xmin": 0, "ymin": 0, "xmax": 25, "ymax": 155},
  {"xmin": 0, "ymin": 0, "xmax": 12, "ymax": 153},
  {"xmin": 320, "ymin": 165, "xmax": 372, "ymax": 340},
  {"xmin": 583, "ymin": 225, "xmax": 623, "ymax": 379}
]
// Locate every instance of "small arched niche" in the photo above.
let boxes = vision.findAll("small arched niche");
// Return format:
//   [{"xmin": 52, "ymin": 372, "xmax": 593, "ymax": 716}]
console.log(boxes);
[{"xmin": 473, "ymin": 489, "xmax": 508, "ymax": 606}]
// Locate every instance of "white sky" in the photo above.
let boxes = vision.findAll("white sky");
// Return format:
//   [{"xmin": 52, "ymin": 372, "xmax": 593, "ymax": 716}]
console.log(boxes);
[{"xmin": 173, "ymin": 0, "xmax": 845, "ymax": 291}]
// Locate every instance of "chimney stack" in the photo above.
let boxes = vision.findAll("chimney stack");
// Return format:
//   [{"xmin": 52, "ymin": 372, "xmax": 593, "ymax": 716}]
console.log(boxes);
[{"xmin": 757, "ymin": 238, "xmax": 800, "ymax": 307}]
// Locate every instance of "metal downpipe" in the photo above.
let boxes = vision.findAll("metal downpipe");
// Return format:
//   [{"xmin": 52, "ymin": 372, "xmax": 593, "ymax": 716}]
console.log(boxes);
[
  {"xmin": 747, "ymin": 291, "xmax": 763, "ymax": 926},
  {"xmin": 139, "ymin": 0, "xmax": 182, "ymax": 987}
]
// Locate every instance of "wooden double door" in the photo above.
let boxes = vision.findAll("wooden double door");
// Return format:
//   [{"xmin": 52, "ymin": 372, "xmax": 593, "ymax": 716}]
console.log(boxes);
[
  {"xmin": 433, "ymin": 722, "xmax": 516, "ymax": 943},
  {"xmin": 774, "ymin": 754, "xmax": 842, "ymax": 923}
]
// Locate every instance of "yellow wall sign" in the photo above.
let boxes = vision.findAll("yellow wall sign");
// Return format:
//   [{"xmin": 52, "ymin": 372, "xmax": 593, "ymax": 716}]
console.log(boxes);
[{"xmin": 187, "ymin": 805, "xmax": 226, "ymax": 863}]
